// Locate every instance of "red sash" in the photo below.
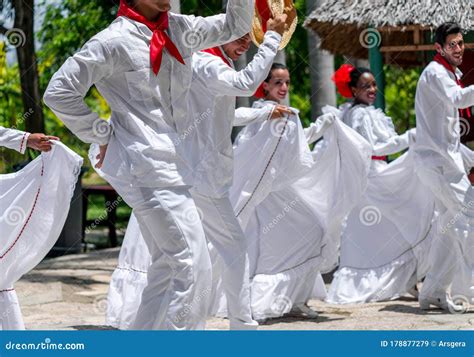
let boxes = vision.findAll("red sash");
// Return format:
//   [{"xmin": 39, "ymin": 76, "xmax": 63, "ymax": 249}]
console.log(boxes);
[{"xmin": 201, "ymin": 47, "xmax": 231, "ymax": 67}]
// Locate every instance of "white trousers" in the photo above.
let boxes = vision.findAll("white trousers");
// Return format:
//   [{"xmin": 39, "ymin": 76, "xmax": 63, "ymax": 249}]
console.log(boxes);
[
  {"xmin": 191, "ymin": 191, "xmax": 257, "ymax": 329},
  {"xmin": 0, "ymin": 289, "xmax": 24, "ymax": 330},
  {"xmin": 416, "ymin": 165, "xmax": 473, "ymax": 299},
  {"xmin": 116, "ymin": 185, "xmax": 212, "ymax": 330}
]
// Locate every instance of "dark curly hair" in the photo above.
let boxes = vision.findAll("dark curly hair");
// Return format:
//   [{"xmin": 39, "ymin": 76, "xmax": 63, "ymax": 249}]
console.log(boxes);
[
  {"xmin": 264, "ymin": 63, "xmax": 289, "ymax": 83},
  {"xmin": 435, "ymin": 22, "xmax": 462, "ymax": 46},
  {"xmin": 349, "ymin": 67, "xmax": 372, "ymax": 90}
]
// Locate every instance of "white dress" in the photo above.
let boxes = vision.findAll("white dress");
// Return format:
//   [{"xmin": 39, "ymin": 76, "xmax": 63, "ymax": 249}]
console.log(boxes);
[
  {"xmin": 107, "ymin": 102, "xmax": 371, "ymax": 325},
  {"xmin": 211, "ymin": 101, "xmax": 372, "ymax": 319},
  {"xmin": 0, "ymin": 137, "xmax": 83, "ymax": 330},
  {"xmin": 326, "ymin": 104, "xmax": 436, "ymax": 304}
]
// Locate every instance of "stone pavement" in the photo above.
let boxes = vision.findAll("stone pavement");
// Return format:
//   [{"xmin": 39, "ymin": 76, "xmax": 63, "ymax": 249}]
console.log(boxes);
[{"xmin": 15, "ymin": 248, "xmax": 474, "ymax": 330}]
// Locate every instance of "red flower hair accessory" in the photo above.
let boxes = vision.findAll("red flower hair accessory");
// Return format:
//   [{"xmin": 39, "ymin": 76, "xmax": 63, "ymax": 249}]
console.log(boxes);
[
  {"xmin": 332, "ymin": 64, "xmax": 355, "ymax": 98},
  {"xmin": 254, "ymin": 83, "xmax": 266, "ymax": 99}
]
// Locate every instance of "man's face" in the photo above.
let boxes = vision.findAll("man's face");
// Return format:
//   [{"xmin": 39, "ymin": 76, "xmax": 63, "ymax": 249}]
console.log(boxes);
[
  {"xmin": 222, "ymin": 35, "xmax": 252, "ymax": 61},
  {"xmin": 436, "ymin": 32, "xmax": 465, "ymax": 67},
  {"xmin": 134, "ymin": 0, "xmax": 171, "ymax": 14}
]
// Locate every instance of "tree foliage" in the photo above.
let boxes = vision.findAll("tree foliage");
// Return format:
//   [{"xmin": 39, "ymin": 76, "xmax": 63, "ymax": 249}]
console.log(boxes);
[
  {"xmin": 385, "ymin": 65, "xmax": 421, "ymax": 133},
  {"xmin": 37, "ymin": 0, "xmax": 119, "ymax": 88},
  {"xmin": 181, "ymin": 0, "xmax": 223, "ymax": 16}
]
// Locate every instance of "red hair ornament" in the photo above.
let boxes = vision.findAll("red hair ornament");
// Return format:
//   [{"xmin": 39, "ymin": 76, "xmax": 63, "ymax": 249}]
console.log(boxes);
[
  {"xmin": 254, "ymin": 83, "xmax": 266, "ymax": 99},
  {"xmin": 332, "ymin": 64, "xmax": 355, "ymax": 99}
]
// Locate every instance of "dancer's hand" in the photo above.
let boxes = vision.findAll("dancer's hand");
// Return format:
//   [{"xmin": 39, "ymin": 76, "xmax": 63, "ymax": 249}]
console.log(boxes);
[
  {"xmin": 270, "ymin": 104, "xmax": 293, "ymax": 119},
  {"xmin": 408, "ymin": 128, "xmax": 416, "ymax": 144},
  {"xmin": 95, "ymin": 144, "xmax": 108, "ymax": 169},
  {"xmin": 283, "ymin": 0, "xmax": 297, "ymax": 28},
  {"xmin": 316, "ymin": 113, "xmax": 336, "ymax": 130},
  {"xmin": 27, "ymin": 133, "xmax": 60, "ymax": 152},
  {"xmin": 267, "ymin": 14, "xmax": 288, "ymax": 36}
]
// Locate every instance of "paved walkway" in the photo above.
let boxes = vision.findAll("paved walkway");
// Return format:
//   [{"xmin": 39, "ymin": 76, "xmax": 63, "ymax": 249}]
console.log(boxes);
[{"xmin": 16, "ymin": 248, "xmax": 473, "ymax": 330}]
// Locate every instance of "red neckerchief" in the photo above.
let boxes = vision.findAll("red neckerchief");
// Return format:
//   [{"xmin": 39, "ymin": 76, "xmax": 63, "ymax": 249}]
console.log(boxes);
[
  {"xmin": 117, "ymin": 0, "xmax": 185, "ymax": 75},
  {"xmin": 201, "ymin": 47, "xmax": 231, "ymax": 67},
  {"xmin": 255, "ymin": 0, "xmax": 272, "ymax": 32},
  {"xmin": 434, "ymin": 53, "xmax": 472, "ymax": 119}
]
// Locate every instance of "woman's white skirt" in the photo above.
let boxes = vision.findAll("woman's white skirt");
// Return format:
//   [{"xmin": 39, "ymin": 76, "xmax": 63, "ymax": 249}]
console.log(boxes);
[
  {"xmin": 327, "ymin": 154, "xmax": 435, "ymax": 304},
  {"xmin": 0, "ymin": 142, "xmax": 83, "ymax": 329}
]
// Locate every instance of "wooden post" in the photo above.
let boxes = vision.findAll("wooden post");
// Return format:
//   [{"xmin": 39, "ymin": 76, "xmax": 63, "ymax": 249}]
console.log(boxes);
[
  {"xmin": 13, "ymin": 0, "xmax": 45, "ymax": 133},
  {"xmin": 368, "ymin": 27, "xmax": 385, "ymax": 110},
  {"xmin": 306, "ymin": 0, "xmax": 336, "ymax": 117}
]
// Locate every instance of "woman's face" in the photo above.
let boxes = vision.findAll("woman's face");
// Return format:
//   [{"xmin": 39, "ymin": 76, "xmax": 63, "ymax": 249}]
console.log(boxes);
[
  {"xmin": 351, "ymin": 72, "xmax": 377, "ymax": 105},
  {"xmin": 263, "ymin": 69, "xmax": 290, "ymax": 103}
]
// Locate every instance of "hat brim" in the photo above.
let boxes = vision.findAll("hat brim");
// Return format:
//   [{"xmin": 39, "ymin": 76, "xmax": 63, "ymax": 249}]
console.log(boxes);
[{"xmin": 250, "ymin": 0, "xmax": 298, "ymax": 50}]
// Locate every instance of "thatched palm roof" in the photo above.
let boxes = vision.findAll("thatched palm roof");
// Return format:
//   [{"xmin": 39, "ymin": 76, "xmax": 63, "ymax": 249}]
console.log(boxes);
[{"xmin": 304, "ymin": 0, "xmax": 474, "ymax": 67}]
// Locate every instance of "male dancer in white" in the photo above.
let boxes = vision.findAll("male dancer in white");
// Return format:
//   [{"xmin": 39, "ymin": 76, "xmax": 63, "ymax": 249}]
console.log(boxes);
[
  {"xmin": 107, "ymin": 15, "xmax": 288, "ymax": 330},
  {"xmin": 43, "ymin": 0, "xmax": 254, "ymax": 329},
  {"xmin": 414, "ymin": 22, "xmax": 474, "ymax": 312},
  {"xmin": 184, "ymin": 16, "xmax": 288, "ymax": 329}
]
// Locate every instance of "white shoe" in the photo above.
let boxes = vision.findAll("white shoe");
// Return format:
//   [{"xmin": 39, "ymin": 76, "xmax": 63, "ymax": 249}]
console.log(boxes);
[
  {"xmin": 408, "ymin": 286, "xmax": 419, "ymax": 299},
  {"xmin": 229, "ymin": 318, "xmax": 259, "ymax": 330},
  {"xmin": 291, "ymin": 304, "xmax": 319, "ymax": 318},
  {"xmin": 419, "ymin": 294, "xmax": 465, "ymax": 313}
]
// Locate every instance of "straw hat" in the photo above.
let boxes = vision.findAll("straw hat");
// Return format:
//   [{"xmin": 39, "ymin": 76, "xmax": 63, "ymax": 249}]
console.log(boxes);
[{"xmin": 250, "ymin": 0, "xmax": 298, "ymax": 50}]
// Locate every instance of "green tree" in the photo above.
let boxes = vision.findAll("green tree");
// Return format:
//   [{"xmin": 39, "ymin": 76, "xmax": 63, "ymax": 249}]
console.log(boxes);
[
  {"xmin": 37, "ymin": 0, "xmax": 118, "ymax": 88},
  {"xmin": 385, "ymin": 65, "xmax": 421, "ymax": 133},
  {"xmin": 181, "ymin": 1, "xmax": 222, "ymax": 16},
  {"xmin": 1, "ymin": 0, "xmax": 45, "ymax": 133},
  {"xmin": 0, "ymin": 41, "xmax": 26, "ymax": 172}
]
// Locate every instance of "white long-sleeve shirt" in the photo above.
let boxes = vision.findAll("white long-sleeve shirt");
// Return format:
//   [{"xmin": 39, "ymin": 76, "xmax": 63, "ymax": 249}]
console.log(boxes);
[
  {"xmin": 43, "ymin": 1, "xmax": 254, "ymax": 188},
  {"xmin": 187, "ymin": 31, "xmax": 282, "ymax": 197},
  {"xmin": 0, "ymin": 127, "xmax": 29, "ymax": 154},
  {"xmin": 414, "ymin": 61, "xmax": 474, "ymax": 172}
]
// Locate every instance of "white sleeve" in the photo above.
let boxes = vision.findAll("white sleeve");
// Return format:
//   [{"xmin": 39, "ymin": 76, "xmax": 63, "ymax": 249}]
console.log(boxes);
[
  {"xmin": 234, "ymin": 106, "xmax": 273, "ymax": 126},
  {"xmin": 430, "ymin": 70, "xmax": 474, "ymax": 109},
  {"xmin": 304, "ymin": 113, "xmax": 336, "ymax": 144},
  {"xmin": 372, "ymin": 128, "xmax": 414, "ymax": 156},
  {"xmin": 201, "ymin": 32, "xmax": 282, "ymax": 96},
  {"xmin": 0, "ymin": 127, "xmax": 30, "ymax": 154},
  {"xmin": 186, "ymin": 0, "xmax": 254, "ymax": 52},
  {"xmin": 43, "ymin": 38, "xmax": 114, "ymax": 145}
]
